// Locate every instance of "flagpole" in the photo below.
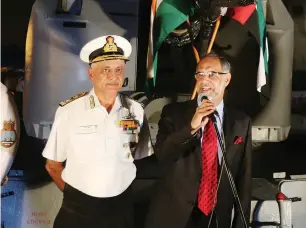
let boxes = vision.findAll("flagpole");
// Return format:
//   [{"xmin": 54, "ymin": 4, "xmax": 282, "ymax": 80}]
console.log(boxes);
[
  {"xmin": 186, "ymin": 18, "xmax": 200, "ymax": 63},
  {"xmin": 190, "ymin": 16, "xmax": 221, "ymax": 100},
  {"xmin": 146, "ymin": 0, "xmax": 157, "ymax": 94}
]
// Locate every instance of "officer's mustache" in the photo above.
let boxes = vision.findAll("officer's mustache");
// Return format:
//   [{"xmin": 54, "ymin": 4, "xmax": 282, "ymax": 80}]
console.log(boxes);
[{"xmin": 106, "ymin": 80, "xmax": 121, "ymax": 85}]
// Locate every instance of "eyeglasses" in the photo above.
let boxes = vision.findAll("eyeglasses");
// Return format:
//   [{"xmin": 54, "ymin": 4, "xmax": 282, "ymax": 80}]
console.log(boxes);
[{"xmin": 194, "ymin": 71, "xmax": 228, "ymax": 80}]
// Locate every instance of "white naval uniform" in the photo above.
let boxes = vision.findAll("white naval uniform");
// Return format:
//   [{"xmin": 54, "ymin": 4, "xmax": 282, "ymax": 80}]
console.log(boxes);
[{"xmin": 42, "ymin": 89, "xmax": 153, "ymax": 198}]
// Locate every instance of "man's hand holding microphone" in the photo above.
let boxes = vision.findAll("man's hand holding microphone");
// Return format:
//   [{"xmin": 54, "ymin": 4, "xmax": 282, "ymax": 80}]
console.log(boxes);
[{"xmin": 190, "ymin": 94, "xmax": 216, "ymax": 135}]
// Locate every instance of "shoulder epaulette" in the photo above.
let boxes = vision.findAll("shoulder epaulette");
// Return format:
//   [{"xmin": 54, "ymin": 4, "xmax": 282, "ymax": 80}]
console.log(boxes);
[{"xmin": 59, "ymin": 92, "xmax": 88, "ymax": 107}]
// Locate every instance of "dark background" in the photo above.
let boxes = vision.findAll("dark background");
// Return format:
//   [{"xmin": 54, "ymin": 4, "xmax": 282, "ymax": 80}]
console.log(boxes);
[{"xmin": 2, "ymin": 0, "xmax": 36, "ymax": 68}]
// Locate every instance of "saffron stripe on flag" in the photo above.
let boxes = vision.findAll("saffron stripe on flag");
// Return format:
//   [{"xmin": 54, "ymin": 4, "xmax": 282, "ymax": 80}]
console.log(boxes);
[{"xmin": 227, "ymin": 4, "xmax": 256, "ymax": 25}]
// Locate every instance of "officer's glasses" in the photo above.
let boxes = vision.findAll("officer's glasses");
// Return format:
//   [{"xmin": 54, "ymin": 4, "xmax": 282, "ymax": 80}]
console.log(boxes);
[{"xmin": 195, "ymin": 71, "xmax": 228, "ymax": 80}]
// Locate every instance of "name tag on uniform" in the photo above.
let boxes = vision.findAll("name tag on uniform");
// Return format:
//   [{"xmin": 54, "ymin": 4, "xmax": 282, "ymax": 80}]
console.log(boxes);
[{"xmin": 76, "ymin": 125, "xmax": 98, "ymax": 134}]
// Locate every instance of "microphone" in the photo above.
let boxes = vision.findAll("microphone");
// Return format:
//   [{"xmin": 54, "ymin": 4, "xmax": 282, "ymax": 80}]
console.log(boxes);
[
  {"xmin": 197, "ymin": 93, "xmax": 209, "ymax": 107},
  {"xmin": 197, "ymin": 93, "xmax": 217, "ymax": 123}
]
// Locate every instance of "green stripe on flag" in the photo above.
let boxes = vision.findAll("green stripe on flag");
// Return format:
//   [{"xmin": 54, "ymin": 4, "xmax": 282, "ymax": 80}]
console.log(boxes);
[{"xmin": 256, "ymin": 0, "xmax": 268, "ymax": 75}]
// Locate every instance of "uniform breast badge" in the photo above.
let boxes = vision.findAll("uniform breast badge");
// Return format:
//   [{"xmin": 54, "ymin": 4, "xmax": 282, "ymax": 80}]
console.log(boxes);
[
  {"xmin": 117, "ymin": 113, "xmax": 140, "ymax": 134},
  {"xmin": 118, "ymin": 112, "xmax": 140, "ymax": 157}
]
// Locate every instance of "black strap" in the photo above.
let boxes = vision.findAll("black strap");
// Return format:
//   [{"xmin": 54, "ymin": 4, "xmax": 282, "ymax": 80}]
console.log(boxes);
[{"xmin": 119, "ymin": 93, "xmax": 130, "ymax": 110}]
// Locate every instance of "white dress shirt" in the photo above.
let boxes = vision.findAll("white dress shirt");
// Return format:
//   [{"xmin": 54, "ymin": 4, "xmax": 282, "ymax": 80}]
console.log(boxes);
[{"xmin": 42, "ymin": 89, "xmax": 153, "ymax": 197}]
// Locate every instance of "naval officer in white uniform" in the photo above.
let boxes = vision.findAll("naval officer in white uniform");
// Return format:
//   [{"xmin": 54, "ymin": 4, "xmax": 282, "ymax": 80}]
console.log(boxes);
[{"xmin": 42, "ymin": 35, "xmax": 153, "ymax": 228}]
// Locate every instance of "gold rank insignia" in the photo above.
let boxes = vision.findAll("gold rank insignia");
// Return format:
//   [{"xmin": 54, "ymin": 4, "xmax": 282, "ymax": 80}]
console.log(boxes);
[
  {"xmin": 89, "ymin": 95, "xmax": 95, "ymax": 109},
  {"xmin": 59, "ymin": 92, "xmax": 88, "ymax": 107}
]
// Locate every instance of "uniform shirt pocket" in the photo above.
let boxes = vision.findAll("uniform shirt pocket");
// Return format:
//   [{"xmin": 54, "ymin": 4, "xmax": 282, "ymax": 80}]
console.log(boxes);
[
  {"xmin": 70, "ymin": 125, "xmax": 100, "ymax": 162},
  {"xmin": 75, "ymin": 125, "xmax": 98, "ymax": 134}
]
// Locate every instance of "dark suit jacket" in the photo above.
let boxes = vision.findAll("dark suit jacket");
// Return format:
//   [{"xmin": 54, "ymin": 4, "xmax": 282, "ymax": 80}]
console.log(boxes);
[{"xmin": 145, "ymin": 99, "xmax": 252, "ymax": 228}]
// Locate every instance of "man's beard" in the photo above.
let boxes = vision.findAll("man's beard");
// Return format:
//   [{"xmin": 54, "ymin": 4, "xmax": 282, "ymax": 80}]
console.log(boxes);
[{"xmin": 198, "ymin": 83, "xmax": 217, "ymax": 99}]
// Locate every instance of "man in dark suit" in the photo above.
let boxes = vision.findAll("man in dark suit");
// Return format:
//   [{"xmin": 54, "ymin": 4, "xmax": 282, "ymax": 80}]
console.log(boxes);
[{"xmin": 145, "ymin": 53, "xmax": 252, "ymax": 228}]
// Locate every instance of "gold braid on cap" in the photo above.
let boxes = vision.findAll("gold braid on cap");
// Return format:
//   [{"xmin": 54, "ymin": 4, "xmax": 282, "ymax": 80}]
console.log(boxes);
[{"xmin": 90, "ymin": 55, "xmax": 128, "ymax": 64}]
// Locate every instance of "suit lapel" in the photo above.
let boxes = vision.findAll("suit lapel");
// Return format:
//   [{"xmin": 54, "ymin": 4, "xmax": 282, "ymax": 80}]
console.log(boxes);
[
  {"xmin": 223, "ymin": 105, "xmax": 236, "ymax": 153},
  {"xmin": 216, "ymin": 105, "xmax": 238, "ymax": 217}
]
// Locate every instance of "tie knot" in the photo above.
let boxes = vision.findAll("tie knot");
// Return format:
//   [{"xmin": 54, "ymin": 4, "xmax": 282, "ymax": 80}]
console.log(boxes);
[{"xmin": 205, "ymin": 118, "xmax": 213, "ymax": 129}]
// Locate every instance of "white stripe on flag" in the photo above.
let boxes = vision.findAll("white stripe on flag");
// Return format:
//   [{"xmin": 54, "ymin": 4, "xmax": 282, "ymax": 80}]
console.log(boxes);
[
  {"xmin": 257, "ymin": 47, "xmax": 266, "ymax": 92},
  {"xmin": 146, "ymin": 0, "xmax": 163, "ymax": 79},
  {"xmin": 146, "ymin": 9, "xmax": 155, "ymax": 79},
  {"xmin": 265, "ymin": 37, "xmax": 269, "ymax": 60}
]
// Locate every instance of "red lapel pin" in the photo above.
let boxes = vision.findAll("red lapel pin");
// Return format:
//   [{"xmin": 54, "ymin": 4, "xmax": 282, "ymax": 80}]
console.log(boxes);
[{"xmin": 234, "ymin": 136, "xmax": 243, "ymax": 144}]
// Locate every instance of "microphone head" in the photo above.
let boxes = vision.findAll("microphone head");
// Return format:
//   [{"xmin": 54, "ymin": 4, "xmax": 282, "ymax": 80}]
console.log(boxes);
[{"xmin": 197, "ymin": 93, "xmax": 210, "ymax": 106}]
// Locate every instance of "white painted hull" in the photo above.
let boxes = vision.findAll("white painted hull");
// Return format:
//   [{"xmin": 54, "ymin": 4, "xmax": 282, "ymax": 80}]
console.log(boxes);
[{"xmin": 1, "ymin": 82, "xmax": 20, "ymax": 182}]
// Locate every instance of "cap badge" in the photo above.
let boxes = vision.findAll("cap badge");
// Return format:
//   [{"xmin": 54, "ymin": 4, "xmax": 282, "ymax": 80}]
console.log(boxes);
[{"xmin": 103, "ymin": 36, "xmax": 118, "ymax": 53}]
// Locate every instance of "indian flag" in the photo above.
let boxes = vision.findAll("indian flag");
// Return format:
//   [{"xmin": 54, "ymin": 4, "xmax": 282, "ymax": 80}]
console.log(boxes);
[
  {"xmin": 146, "ymin": 0, "xmax": 194, "ymax": 95},
  {"xmin": 256, "ymin": 0, "xmax": 269, "ymax": 92}
]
